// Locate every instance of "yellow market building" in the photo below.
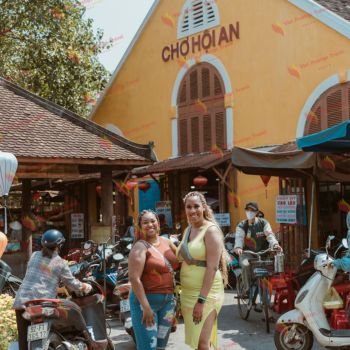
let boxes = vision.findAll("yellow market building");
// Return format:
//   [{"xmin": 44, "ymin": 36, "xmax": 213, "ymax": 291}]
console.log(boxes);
[{"xmin": 91, "ymin": 0, "xmax": 350, "ymax": 266}]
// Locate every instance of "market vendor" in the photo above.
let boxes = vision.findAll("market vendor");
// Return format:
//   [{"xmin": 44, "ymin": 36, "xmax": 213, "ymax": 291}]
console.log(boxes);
[{"xmin": 0, "ymin": 231, "xmax": 8, "ymax": 258}]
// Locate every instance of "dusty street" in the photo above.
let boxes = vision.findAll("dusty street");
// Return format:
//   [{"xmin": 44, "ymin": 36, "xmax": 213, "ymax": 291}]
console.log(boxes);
[{"xmin": 108, "ymin": 290, "xmax": 324, "ymax": 350}]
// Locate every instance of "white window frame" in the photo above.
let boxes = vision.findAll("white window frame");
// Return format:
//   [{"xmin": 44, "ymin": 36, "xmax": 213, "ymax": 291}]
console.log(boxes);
[{"xmin": 177, "ymin": 0, "xmax": 221, "ymax": 40}]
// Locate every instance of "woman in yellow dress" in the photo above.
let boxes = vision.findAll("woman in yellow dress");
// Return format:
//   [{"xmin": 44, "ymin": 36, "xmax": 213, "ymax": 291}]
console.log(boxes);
[{"xmin": 177, "ymin": 191, "xmax": 227, "ymax": 350}]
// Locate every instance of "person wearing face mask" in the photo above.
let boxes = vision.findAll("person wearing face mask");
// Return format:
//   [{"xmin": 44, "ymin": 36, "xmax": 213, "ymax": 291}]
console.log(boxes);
[{"xmin": 234, "ymin": 202, "xmax": 282, "ymax": 299}]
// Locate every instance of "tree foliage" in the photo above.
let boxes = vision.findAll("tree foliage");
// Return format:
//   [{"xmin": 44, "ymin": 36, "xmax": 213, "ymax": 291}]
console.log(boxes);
[{"xmin": 0, "ymin": 0, "xmax": 110, "ymax": 117}]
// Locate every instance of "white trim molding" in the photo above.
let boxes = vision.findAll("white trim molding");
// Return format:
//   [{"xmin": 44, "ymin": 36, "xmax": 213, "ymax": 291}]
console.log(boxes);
[
  {"xmin": 89, "ymin": 0, "xmax": 160, "ymax": 120},
  {"xmin": 296, "ymin": 73, "xmax": 347, "ymax": 138},
  {"xmin": 171, "ymin": 54, "xmax": 233, "ymax": 157},
  {"xmin": 287, "ymin": 0, "xmax": 350, "ymax": 39}
]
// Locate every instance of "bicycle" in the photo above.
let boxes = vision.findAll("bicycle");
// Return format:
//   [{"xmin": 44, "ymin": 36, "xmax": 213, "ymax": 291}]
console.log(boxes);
[{"xmin": 235, "ymin": 247, "xmax": 276, "ymax": 333}]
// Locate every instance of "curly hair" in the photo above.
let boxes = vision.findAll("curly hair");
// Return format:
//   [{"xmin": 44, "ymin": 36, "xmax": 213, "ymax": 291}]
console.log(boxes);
[{"xmin": 183, "ymin": 191, "xmax": 228, "ymax": 286}]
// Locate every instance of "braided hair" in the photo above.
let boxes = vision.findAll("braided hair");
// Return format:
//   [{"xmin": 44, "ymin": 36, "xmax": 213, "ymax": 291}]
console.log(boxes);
[
  {"xmin": 183, "ymin": 191, "xmax": 228, "ymax": 286},
  {"xmin": 134, "ymin": 209, "xmax": 160, "ymax": 242}
]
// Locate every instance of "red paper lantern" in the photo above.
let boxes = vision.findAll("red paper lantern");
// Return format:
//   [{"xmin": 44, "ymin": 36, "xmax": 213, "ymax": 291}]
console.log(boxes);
[
  {"xmin": 138, "ymin": 181, "xmax": 151, "ymax": 192},
  {"xmin": 96, "ymin": 185, "xmax": 102, "ymax": 195},
  {"xmin": 193, "ymin": 175, "xmax": 208, "ymax": 187},
  {"xmin": 260, "ymin": 175, "xmax": 271, "ymax": 187},
  {"xmin": 126, "ymin": 180, "xmax": 138, "ymax": 190}
]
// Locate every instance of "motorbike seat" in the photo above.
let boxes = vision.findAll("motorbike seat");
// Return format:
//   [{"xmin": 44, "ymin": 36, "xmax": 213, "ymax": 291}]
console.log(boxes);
[
  {"xmin": 319, "ymin": 328, "xmax": 350, "ymax": 337},
  {"xmin": 73, "ymin": 294, "xmax": 103, "ymax": 308}
]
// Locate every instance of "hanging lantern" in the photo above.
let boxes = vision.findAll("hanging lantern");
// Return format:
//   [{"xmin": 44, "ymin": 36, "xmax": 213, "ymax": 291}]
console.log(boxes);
[
  {"xmin": 32, "ymin": 191, "xmax": 41, "ymax": 202},
  {"xmin": 96, "ymin": 185, "xmax": 102, "ymax": 196},
  {"xmin": 0, "ymin": 152, "xmax": 18, "ymax": 234},
  {"xmin": 260, "ymin": 175, "xmax": 271, "ymax": 199},
  {"xmin": 138, "ymin": 181, "xmax": 151, "ymax": 192},
  {"xmin": 126, "ymin": 180, "xmax": 138, "ymax": 190},
  {"xmin": 193, "ymin": 175, "xmax": 208, "ymax": 187}
]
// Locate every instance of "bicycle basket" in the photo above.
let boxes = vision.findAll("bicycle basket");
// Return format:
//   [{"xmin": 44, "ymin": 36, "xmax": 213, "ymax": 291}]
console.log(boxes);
[{"xmin": 250, "ymin": 259, "xmax": 274, "ymax": 276}]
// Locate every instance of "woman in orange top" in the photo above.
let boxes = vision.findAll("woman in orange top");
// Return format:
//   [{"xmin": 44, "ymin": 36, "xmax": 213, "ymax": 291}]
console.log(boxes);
[
  {"xmin": 128, "ymin": 210, "xmax": 179, "ymax": 350},
  {"xmin": 0, "ymin": 231, "xmax": 8, "ymax": 258}
]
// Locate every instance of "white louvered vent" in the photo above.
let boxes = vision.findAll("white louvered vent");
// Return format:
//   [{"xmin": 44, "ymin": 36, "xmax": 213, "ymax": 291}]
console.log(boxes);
[{"xmin": 177, "ymin": 0, "xmax": 220, "ymax": 39}]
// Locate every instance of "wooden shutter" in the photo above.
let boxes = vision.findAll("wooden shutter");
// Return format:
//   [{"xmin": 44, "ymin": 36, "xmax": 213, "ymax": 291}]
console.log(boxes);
[
  {"xmin": 304, "ymin": 82, "xmax": 350, "ymax": 136},
  {"xmin": 215, "ymin": 111, "xmax": 225, "ymax": 149},
  {"xmin": 191, "ymin": 117, "xmax": 200, "ymax": 153},
  {"xmin": 190, "ymin": 70, "xmax": 198, "ymax": 100},
  {"xmin": 179, "ymin": 79, "xmax": 187, "ymax": 104},
  {"xmin": 214, "ymin": 75, "xmax": 222, "ymax": 96},
  {"xmin": 179, "ymin": 119, "xmax": 188, "ymax": 155},
  {"xmin": 202, "ymin": 68, "xmax": 210, "ymax": 98},
  {"xmin": 203, "ymin": 115, "xmax": 212, "ymax": 151},
  {"xmin": 178, "ymin": 63, "xmax": 226, "ymax": 155},
  {"xmin": 327, "ymin": 89, "xmax": 342, "ymax": 128}
]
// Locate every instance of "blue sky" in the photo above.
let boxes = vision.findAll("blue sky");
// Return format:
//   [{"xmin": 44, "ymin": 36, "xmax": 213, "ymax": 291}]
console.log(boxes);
[{"xmin": 83, "ymin": 0, "xmax": 155, "ymax": 73}]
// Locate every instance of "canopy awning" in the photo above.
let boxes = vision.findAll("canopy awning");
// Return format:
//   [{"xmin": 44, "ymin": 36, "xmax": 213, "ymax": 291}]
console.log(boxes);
[
  {"xmin": 231, "ymin": 145, "xmax": 315, "ymax": 177},
  {"xmin": 296, "ymin": 121, "xmax": 350, "ymax": 153},
  {"xmin": 231, "ymin": 144, "xmax": 350, "ymax": 181}
]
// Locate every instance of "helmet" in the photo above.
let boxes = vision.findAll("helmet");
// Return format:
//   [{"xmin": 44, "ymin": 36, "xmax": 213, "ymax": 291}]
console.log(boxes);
[{"xmin": 41, "ymin": 229, "xmax": 66, "ymax": 248}]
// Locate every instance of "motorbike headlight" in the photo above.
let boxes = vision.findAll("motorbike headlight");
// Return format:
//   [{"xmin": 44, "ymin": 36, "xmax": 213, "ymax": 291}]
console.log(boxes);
[{"xmin": 22, "ymin": 311, "xmax": 32, "ymax": 320}]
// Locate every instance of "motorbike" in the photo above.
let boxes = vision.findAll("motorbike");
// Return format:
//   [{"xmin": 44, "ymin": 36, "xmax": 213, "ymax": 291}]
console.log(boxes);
[
  {"xmin": 81, "ymin": 240, "xmax": 131, "ymax": 312},
  {"xmin": 224, "ymin": 232, "xmax": 240, "ymax": 288},
  {"xmin": 274, "ymin": 235, "xmax": 350, "ymax": 350},
  {"xmin": 114, "ymin": 282, "xmax": 134, "ymax": 341},
  {"xmin": 23, "ymin": 279, "xmax": 114, "ymax": 350},
  {"xmin": 0, "ymin": 259, "xmax": 22, "ymax": 296}
]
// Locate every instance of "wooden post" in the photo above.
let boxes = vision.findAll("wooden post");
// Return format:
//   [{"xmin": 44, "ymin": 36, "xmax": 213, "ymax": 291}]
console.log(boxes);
[
  {"xmin": 21, "ymin": 179, "xmax": 32, "ymax": 259},
  {"xmin": 101, "ymin": 168, "xmax": 113, "ymax": 229}
]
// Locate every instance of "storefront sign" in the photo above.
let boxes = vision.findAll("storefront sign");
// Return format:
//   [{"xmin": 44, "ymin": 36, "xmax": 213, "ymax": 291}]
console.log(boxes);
[
  {"xmin": 156, "ymin": 201, "xmax": 173, "ymax": 228},
  {"xmin": 71, "ymin": 213, "xmax": 84, "ymax": 239},
  {"xmin": 214, "ymin": 213, "xmax": 231, "ymax": 227},
  {"xmin": 276, "ymin": 195, "xmax": 297, "ymax": 224},
  {"xmin": 161, "ymin": 22, "xmax": 240, "ymax": 62}
]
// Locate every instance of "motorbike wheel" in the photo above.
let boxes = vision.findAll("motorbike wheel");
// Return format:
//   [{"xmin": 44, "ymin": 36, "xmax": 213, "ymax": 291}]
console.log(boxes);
[
  {"xmin": 236, "ymin": 274, "xmax": 250, "ymax": 320},
  {"xmin": 3, "ymin": 280, "xmax": 21, "ymax": 297},
  {"xmin": 261, "ymin": 286, "xmax": 270, "ymax": 333},
  {"xmin": 274, "ymin": 323, "xmax": 313, "ymax": 350}
]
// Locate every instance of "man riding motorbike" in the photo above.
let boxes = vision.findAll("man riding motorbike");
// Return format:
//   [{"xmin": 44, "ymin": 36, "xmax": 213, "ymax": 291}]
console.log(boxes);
[
  {"xmin": 234, "ymin": 202, "xmax": 282, "ymax": 303},
  {"xmin": 13, "ymin": 229, "xmax": 92, "ymax": 350}
]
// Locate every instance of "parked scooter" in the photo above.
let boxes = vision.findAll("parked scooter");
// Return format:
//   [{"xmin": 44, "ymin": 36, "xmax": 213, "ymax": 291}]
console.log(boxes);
[
  {"xmin": 114, "ymin": 282, "xmax": 134, "ymax": 341},
  {"xmin": 274, "ymin": 235, "xmax": 350, "ymax": 350},
  {"xmin": 23, "ymin": 279, "xmax": 114, "ymax": 350},
  {"xmin": 0, "ymin": 259, "xmax": 22, "ymax": 296}
]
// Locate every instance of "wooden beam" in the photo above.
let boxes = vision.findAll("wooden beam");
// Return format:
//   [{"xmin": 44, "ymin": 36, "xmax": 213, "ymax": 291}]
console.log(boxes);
[
  {"xmin": 101, "ymin": 168, "xmax": 113, "ymax": 229},
  {"xmin": 17, "ymin": 157, "xmax": 152, "ymax": 166},
  {"xmin": 212, "ymin": 167, "xmax": 233, "ymax": 192}
]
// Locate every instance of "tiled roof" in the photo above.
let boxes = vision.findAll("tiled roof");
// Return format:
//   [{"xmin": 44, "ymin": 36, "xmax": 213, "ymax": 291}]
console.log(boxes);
[
  {"xmin": 0, "ymin": 78, "xmax": 155, "ymax": 164},
  {"xmin": 133, "ymin": 150, "xmax": 232, "ymax": 175},
  {"xmin": 313, "ymin": 0, "xmax": 350, "ymax": 21}
]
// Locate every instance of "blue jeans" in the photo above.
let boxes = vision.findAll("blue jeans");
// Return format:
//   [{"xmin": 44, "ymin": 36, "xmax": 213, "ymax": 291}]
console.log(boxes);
[{"xmin": 130, "ymin": 291, "xmax": 175, "ymax": 350}]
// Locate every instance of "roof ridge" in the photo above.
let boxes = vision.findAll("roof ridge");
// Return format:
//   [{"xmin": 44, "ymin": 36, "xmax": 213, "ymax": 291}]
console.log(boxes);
[{"xmin": 0, "ymin": 77, "xmax": 156, "ymax": 162}]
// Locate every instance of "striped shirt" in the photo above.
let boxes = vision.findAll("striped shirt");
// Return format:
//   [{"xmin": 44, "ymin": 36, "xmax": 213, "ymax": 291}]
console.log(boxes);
[{"xmin": 13, "ymin": 250, "xmax": 83, "ymax": 309}]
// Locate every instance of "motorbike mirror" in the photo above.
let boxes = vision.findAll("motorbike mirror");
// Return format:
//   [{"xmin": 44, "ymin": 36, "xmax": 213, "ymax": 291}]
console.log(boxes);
[
  {"xmin": 342, "ymin": 238, "xmax": 349, "ymax": 249},
  {"xmin": 113, "ymin": 253, "xmax": 124, "ymax": 261}
]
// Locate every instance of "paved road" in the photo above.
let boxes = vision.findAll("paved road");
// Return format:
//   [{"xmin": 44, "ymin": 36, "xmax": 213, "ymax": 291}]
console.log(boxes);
[{"xmin": 109, "ymin": 290, "xmax": 324, "ymax": 350}]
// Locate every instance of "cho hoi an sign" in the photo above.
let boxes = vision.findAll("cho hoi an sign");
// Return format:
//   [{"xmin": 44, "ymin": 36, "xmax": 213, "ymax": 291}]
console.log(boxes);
[
  {"xmin": 162, "ymin": 22, "xmax": 240, "ymax": 62},
  {"xmin": 276, "ymin": 195, "xmax": 297, "ymax": 224}
]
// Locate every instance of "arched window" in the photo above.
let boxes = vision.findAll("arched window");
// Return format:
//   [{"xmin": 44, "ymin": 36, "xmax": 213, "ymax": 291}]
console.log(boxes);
[
  {"xmin": 177, "ymin": 0, "xmax": 220, "ymax": 39},
  {"xmin": 304, "ymin": 82, "xmax": 350, "ymax": 135},
  {"xmin": 177, "ymin": 63, "xmax": 226, "ymax": 155}
]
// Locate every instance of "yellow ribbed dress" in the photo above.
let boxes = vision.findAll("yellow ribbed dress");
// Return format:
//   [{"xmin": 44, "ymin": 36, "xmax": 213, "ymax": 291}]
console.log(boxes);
[{"xmin": 176, "ymin": 223, "xmax": 224, "ymax": 349}]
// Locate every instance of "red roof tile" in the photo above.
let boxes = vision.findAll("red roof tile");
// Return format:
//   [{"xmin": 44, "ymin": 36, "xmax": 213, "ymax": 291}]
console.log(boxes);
[
  {"xmin": 133, "ymin": 150, "xmax": 232, "ymax": 175},
  {"xmin": 0, "ymin": 78, "xmax": 155, "ymax": 164}
]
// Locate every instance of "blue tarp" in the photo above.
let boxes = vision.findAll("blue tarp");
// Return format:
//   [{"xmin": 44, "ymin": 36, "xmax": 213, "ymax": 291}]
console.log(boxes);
[{"xmin": 296, "ymin": 121, "xmax": 350, "ymax": 153}]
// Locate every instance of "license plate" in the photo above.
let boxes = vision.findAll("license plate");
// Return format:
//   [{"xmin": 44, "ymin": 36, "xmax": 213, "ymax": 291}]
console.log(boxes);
[
  {"xmin": 120, "ymin": 299, "xmax": 130, "ymax": 313},
  {"xmin": 27, "ymin": 322, "xmax": 49, "ymax": 341}
]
